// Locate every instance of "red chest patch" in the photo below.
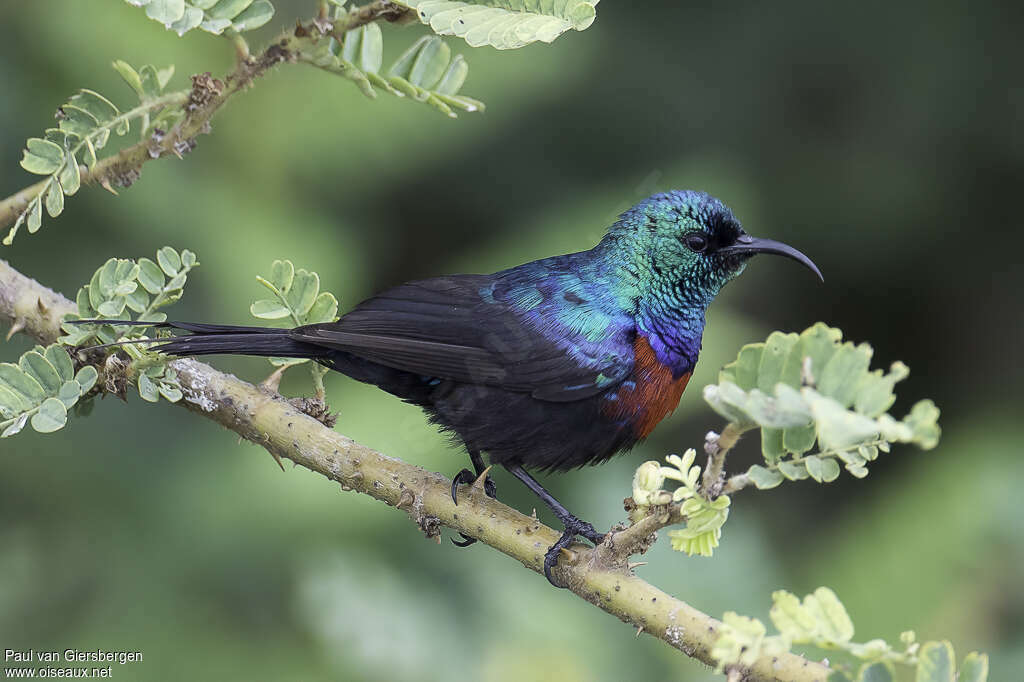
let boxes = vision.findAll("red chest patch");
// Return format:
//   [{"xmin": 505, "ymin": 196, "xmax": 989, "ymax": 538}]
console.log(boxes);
[{"xmin": 601, "ymin": 336, "xmax": 691, "ymax": 439}]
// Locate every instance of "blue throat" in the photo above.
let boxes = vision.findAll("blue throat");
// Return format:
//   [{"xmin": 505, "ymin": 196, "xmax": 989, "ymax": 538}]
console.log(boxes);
[{"xmin": 635, "ymin": 298, "xmax": 706, "ymax": 377}]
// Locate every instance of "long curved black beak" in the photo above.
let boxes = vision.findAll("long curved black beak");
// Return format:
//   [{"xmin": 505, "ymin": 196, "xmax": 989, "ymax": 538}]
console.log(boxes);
[{"xmin": 720, "ymin": 234, "xmax": 823, "ymax": 282}]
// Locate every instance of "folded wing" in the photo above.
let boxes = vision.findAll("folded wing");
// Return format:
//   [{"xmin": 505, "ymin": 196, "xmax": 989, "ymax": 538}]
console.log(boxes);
[{"xmin": 289, "ymin": 275, "xmax": 632, "ymax": 402}]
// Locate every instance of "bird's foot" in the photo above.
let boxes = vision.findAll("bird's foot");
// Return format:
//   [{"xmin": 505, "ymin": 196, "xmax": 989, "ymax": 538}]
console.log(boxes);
[
  {"xmin": 449, "ymin": 468, "xmax": 497, "ymax": 505},
  {"xmin": 450, "ymin": 468, "xmax": 497, "ymax": 548},
  {"xmin": 543, "ymin": 516, "xmax": 607, "ymax": 587}
]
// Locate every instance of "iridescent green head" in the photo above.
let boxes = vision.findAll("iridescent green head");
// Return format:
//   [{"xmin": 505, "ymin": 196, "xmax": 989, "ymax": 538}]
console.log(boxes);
[{"xmin": 602, "ymin": 190, "xmax": 821, "ymax": 309}]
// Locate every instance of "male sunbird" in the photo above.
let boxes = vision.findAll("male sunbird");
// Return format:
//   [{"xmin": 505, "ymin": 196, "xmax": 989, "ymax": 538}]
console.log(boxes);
[{"xmin": 90, "ymin": 191, "xmax": 821, "ymax": 585}]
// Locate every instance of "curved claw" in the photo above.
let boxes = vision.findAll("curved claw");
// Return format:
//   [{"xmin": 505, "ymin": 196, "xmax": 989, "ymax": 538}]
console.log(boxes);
[
  {"xmin": 451, "ymin": 468, "xmax": 497, "ymax": 505},
  {"xmin": 450, "ymin": 468, "xmax": 476, "ymax": 506},
  {"xmin": 451, "ymin": 533, "xmax": 477, "ymax": 547}
]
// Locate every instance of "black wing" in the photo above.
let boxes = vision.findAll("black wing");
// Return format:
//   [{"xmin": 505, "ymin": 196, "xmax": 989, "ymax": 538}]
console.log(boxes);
[{"xmin": 289, "ymin": 275, "xmax": 632, "ymax": 402}]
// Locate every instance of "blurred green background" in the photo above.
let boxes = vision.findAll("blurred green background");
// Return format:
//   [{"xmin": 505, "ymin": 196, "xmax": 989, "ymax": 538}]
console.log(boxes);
[{"xmin": 1, "ymin": 1, "xmax": 1022, "ymax": 679}]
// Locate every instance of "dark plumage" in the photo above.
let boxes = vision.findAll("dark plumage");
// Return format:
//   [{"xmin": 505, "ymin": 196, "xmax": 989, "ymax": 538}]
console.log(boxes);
[{"xmin": 88, "ymin": 191, "xmax": 821, "ymax": 585}]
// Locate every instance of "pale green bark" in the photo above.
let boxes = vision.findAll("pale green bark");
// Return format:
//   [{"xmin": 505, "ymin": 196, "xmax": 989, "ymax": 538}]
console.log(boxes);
[{"xmin": 0, "ymin": 257, "xmax": 831, "ymax": 681}]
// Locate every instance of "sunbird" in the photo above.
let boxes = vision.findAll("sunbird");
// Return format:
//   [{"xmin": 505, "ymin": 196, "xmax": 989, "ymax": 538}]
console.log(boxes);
[{"xmin": 89, "ymin": 191, "xmax": 821, "ymax": 585}]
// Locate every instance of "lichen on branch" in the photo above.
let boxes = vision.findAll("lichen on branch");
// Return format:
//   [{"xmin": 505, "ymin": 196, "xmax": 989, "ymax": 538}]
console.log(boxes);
[{"xmin": 0, "ymin": 257, "xmax": 834, "ymax": 682}]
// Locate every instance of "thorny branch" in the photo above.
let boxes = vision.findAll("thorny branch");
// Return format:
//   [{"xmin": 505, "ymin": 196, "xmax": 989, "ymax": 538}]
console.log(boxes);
[
  {"xmin": 0, "ymin": 258, "xmax": 833, "ymax": 682},
  {"xmin": 0, "ymin": 3, "xmax": 830, "ymax": 677},
  {"xmin": 0, "ymin": 4, "xmax": 411, "ymax": 234}
]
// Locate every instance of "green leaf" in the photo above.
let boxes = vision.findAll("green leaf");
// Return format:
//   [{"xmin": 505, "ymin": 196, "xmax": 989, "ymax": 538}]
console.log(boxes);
[
  {"xmin": 145, "ymin": 0, "xmax": 187, "ymax": 26},
  {"xmin": 157, "ymin": 382, "xmax": 183, "ymax": 402},
  {"xmin": 915, "ymin": 641, "xmax": 955, "ymax": 682},
  {"xmin": 351, "ymin": 24, "xmax": 384, "ymax": 74},
  {"xmin": 82, "ymin": 138, "xmax": 98, "ymax": 170},
  {"xmin": 57, "ymin": 381, "xmax": 83, "ymax": 409},
  {"xmin": 798, "ymin": 322, "xmax": 843, "ymax": 385},
  {"xmin": 44, "ymin": 181, "xmax": 65, "ymax": 218},
  {"xmin": 113, "ymin": 60, "xmax": 146, "ymax": 99},
  {"xmin": 803, "ymin": 455, "xmax": 827, "ymax": 483},
  {"xmin": 746, "ymin": 464, "xmax": 784, "ymax": 489},
  {"xmin": 58, "ymin": 150, "xmax": 82, "ymax": 195},
  {"xmin": 305, "ymin": 292, "xmax": 339, "ymax": 324},
  {"xmin": 207, "ymin": 0, "xmax": 253, "ymax": 20},
  {"xmin": 286, "ymin": 270, "xmax": 320, "ymax": 318},
  {"xmin": 30, "ymin": 398, "xmax": 68, "ymax": 433},
  {"xmin": 434, "ymin": 54, "xmax": 468, "ymax": 95},
  {"xmin": 857, "ymin": 663, "xmax": 894, "ymax": 682},
  {"xmin": 805, "ymin": 587, "xmax": 854, "ymax": 643},
  {"xmin": 21, "ymin": 138, "xmax": 65, "ymax": 175},
  {"xmin": 394, "ymin": 0, "xmax": 599, "ymax": 49},
  {"xmin": 0, "ymin": 363, "xmax": 46, "ymax": 402},
  {"xmin": 75, "ymin": 366, "xmax": 98, "ymax": 393},
  {"xmin": 818, "ymin": 342, "xmax": 873, "ymax": 407},
  {"xmin": 125, "ymin": 287, "xmax": 150, "ymax": 313},
  {"xmin": 770, "ymin": 590, "xmax": 817, "ymax": 641},
  {"xmin": 138, "ymin": 65, "xmax": 164, "ymax": 100},
  {"xmin": 115, "ymin": 276, "xmax": 139, "ymax": 297},
  {"xmin": 200, "ymin": 17, "xmax": 233, "ymax": 33},
  {"xmin": 701, "ymin": 382, "xmax": 756, "ymax": 428},
  {"xmin": 959, "ymin": 652, "xmax": 988, "ymax": 682},
  {"xmin": 311, "ymin": 32, "xmax": 482, "ymax": 117},
  {"xmin": 26, "ymin": 198, "xmax": 43, "ymax": 234},
  {"xmin": 2, "ymin": 414, "xmax": 29, "ymax": 437},
  {"xmin": 761, "ymin": 427, "xmax": 785, "ymax": 462},
  {"xmin": 268, "ymin": 260, "xmax": 294, "ymax": 293},
  {"xmin": 805, "ymin": 389, "xmax": 881, "ymax": 452},
  {"xmin": 720, "ymin": 342, "xmax": 763, "ymax": 390},
  {"xmin": 250, "ymin": 299, "xmax": 291, "ymax": 319},
  {"xmin": 138, "ymin": 373, "xmax": 160, "ymax": 403},
  {"xmin": 756, "ymin": 332, "xmax": 799, "ymax": 393},
  {"xmin": 19, "ymin": 352, "xmax": 62, "ymax": 394},
  {"xmin": 44, "ymin": 346, "xmax": 75, "ymax": 382},
  {"xmin": 854, "ymin": 361, "xmax": 909, "ymax": 417},
  {"xmin": 409, "ymin": 37, "xmax": 451, "ymax": 88},
  {"xmin": 778, "ymin": 459, "xmax": 808, "ymax": 481},
  {"xmin": 388, "ymin": 36, "xmax": 430, "ymax": 79},
  {"xmin": 170, "ymin": 6, "xmax": 204, "ymax": 34},
  {"xmin": 0, "ymin": 384, "xmax": 31, "ymax": 414},
  {"xmin": 905, "ymin": 399, "xmax": 941, "ymax": 449},
  {"xmin": 57, "ymin": 104, "xmax": 100, "ymax": 138},
  {"xmin": 818, "ymin": 457, "xmax": 841, "ymax": 481},
  {"xmin": 97, "ymin": 299, "xmax": 127, "ymax": 317},
  {"xmin": 157, "ymin": 246, "xmax": 182, "ymax": 276},
  {"xmin": 137, "ymin": 258, "xmax": 166, "ymax": 294},
  {"xmin": 230, "ymin": 0, "xmax": 273, "ymax": 30}
]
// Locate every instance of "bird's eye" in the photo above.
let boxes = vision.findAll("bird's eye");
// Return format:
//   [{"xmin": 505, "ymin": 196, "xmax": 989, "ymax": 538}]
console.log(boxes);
[{"xmin": 683, "ymin": 234, "xmax": 709, "ymax": 253}]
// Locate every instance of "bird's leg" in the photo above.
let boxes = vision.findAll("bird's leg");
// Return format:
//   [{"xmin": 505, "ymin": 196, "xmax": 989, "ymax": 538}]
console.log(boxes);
[
  {"xmin": 450, "ymin": 450, "xmax": 497, "ymax": 548},
  {"xmin": 504, "ymin": 463, "xmax": 606, "ymax": 587}
]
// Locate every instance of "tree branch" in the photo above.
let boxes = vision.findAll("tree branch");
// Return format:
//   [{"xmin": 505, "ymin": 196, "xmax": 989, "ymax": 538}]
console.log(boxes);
[
  {"xmin": 0, "ymin": 257, "xmax": 832, "ymax": 681},
  {"xmin": 0, "ymin": 5, "xmax": 412, "ymax": 235}
]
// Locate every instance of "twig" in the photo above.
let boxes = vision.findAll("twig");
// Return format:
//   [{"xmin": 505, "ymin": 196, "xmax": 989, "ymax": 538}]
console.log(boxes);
[
  {"xmin": 0, "ymin": 258, "xmax": 832, "ymax": 682},
  {"xmin": 701, "ymin": 422, "xmax": 743, "ymax": 499},
  {"xmin": 0, "ymin": 4, "xmax": 409, "ymax": 236}
]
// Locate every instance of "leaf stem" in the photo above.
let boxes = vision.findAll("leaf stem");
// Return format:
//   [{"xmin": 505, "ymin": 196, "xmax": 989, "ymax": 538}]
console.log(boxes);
[
  {"xmin": 1, "ymin": 90, "xmax": 189, "ymax": 244},
  {"xmin": 226, "ymin": 29, "xmax": 251, "ymax": 62},
  {"xmin": 722, "ymin": 437, "xmax": 892, "ymax": 494},
  {"xmin": 700, "ymin": 422, "xmax": 742, "ymax": 499}
]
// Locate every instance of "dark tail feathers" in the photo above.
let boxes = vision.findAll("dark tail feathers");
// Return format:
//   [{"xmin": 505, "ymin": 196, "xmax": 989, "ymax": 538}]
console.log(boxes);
[{"xmin": 72, "ymin": 320, "xmax": 324, "ymax": 360}]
